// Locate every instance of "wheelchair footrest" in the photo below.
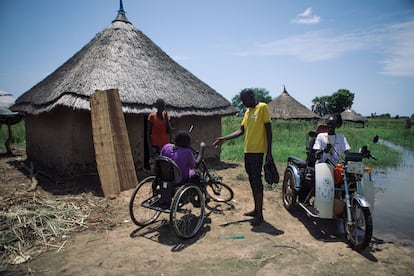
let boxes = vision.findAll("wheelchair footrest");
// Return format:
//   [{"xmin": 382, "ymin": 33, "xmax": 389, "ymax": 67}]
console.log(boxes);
[{"xmin": 143, "ymin": 197, "xmax": 170, "ymax": 213}]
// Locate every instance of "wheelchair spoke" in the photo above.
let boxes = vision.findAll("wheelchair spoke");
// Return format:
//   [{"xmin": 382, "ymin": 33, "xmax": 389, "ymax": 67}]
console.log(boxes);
[
  {"xmin": 170, "ymin": 185, "xmax": 205, "ymax": 239},
  {"xmin": 129, "ymin": 176, "xmax": 161, "ymax": 226}
]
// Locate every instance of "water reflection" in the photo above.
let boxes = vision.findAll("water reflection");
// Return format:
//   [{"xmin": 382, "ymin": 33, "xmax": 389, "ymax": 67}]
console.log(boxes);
[{"xmin": 372, "ymin": 140, "xmax": 414, "ymax": 245}]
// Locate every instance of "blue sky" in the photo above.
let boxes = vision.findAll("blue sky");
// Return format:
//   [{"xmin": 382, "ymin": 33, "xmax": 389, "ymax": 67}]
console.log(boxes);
[{"xmin": 1, "ymin": 0, "xmax": 413, "ymax": 116}]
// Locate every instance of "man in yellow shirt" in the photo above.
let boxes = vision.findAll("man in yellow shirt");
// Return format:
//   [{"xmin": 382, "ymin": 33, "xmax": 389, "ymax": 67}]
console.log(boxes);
[{"xmin": 213, "ymin": 89, "xmax": 273, "ymax": 226}]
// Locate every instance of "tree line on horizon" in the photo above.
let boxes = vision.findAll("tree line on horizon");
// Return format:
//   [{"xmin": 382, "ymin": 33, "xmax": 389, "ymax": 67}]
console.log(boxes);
[
  {"xmin": 231, "ymin": 88, "xmax": 413, "ymax": 119},
  {"xmin": 231, "ymin": 88, "xmax": 354, "ymax": 117}
]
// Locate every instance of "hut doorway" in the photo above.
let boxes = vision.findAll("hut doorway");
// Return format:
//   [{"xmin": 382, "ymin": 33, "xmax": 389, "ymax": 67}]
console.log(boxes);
[{"xmin": 143, "ymin": 114, "xmax": 150, "ymax": 170}]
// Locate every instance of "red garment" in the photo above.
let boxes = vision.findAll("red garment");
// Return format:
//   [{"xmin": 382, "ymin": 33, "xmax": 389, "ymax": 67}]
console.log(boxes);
[{"xmin": 148, "ymin": 111, "xmax": 170, "ymax": 147}]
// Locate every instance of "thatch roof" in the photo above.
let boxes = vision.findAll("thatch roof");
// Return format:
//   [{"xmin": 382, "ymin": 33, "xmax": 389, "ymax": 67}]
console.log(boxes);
[
  {"xmin": 11, "ymin": 4, "xmax": 236, "ymax": 118},
  {"xmin": 341, "ymin": 108, "xmax": 367, "ymax": 123},
  {"xmin": 267, "ymin": 87, "xmax": 319, "ymax": 120}
]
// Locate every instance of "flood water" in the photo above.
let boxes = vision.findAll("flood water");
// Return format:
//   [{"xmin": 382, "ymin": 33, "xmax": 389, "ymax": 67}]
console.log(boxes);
[{"xmin": 372, "ymin": 140, "xmax": 414, "ymax": 245}]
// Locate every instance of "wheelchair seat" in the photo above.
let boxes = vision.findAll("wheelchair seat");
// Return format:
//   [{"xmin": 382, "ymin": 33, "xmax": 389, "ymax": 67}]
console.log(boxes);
[
  {"xmin": 153, "ymin": 156, "xmax": 183, "ymax": 207},
  {"xmin": 154, "ymin": 156, "xmax": 182, "ymax": 184}
]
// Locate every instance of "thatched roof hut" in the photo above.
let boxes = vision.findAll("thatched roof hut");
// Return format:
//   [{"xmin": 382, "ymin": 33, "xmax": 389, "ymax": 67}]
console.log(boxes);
[
  {"xmin": 267, "ymin": 87, "xmax": 319, "ymax": 120},
  {"xmin": 12, "ymin": 6, "xmax": 234, "ymax": 117},
  {"xmin": 341, "ymin": 108, "xmax": 367, "ymax": 127},
  {"xmin": 11, "ymin": 2, "xmax": 236, "ymax": 180}
]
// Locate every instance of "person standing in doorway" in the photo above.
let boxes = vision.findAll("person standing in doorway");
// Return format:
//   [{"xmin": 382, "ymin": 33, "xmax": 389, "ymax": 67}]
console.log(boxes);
[
  {"xmin": 147, "ymin": 99, "xmax": 172, "ymax": 167},
  {"xmin": 213, "ymin": 88, "xmax": 273, "ymax": 226}
]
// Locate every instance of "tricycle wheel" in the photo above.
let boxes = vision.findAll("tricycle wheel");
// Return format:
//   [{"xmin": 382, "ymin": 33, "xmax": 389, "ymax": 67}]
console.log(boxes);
[
  {"xmin": 343, "ymin": 200, "xmax": 373, "ymax": 252},
  {"xmin": 205, "ymin": 178, "xmax": 234, "ymax": 203},
  {"xmin": 282, "ymin": 168, "xmax": 297, "ymax": 211}
]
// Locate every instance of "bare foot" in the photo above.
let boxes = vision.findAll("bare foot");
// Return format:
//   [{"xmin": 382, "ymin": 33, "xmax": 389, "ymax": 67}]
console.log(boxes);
[{"xmin": 251, "ymin": 216, "xmax": 264, "ymax": 226}]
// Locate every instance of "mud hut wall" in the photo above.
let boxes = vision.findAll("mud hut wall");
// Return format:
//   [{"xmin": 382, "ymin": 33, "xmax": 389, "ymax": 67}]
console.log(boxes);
[
  {"xmin": 24, "ymin": 110, "xmax": 223, "ymax": 179},
  {"xmin": 124, "ymin": 114, "xmax": 145, "ymax": 170},
  {"xmin": 171, "ymin": 115, "xmax": 221, "ymax": 161},
  {"xmin": 125, "ymin": 114, "xmax": 222, "ymax": 168},
  {"xmin": 25, "ymin": 107, "xmax": 96, "ymax": 178}
]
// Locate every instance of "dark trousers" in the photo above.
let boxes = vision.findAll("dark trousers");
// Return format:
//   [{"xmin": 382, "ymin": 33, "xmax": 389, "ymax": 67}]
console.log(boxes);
[{"xmin": 244, "ymin": 153, "xmax": 264, "ymax": 193}]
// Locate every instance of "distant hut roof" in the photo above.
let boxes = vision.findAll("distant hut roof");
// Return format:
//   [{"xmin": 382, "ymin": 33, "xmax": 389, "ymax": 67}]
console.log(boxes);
[
  {"xmin": 267, "ymin": 87, "xmax": 319, "ymax": 120},
  {"xmin": 11, "ymin": 2, "xmax": 236, "ymax": 117},
  {"xmin": 0, "ymin": 90, "xmax": 18, "ymax": 116},
  {"xmin": 341, "ymin": 108, "xmax": 367, "ymax": 123},
  {"xmin": 0, "ymin": 90, "xmax": 15, "ymax": 109},
  {"xmin": 0, "ymin": 90, "xmax": 22, "ymax": 124}
]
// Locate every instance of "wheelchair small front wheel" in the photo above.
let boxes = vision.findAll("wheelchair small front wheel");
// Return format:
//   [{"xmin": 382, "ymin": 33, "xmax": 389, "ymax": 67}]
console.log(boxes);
[
  {"xmin": 129, "ymin": 176, "xmax": 161, "ymax": 226},
  {"xmin": 170, "ymin": 185, "xmax": 205, "ymax": 239}
]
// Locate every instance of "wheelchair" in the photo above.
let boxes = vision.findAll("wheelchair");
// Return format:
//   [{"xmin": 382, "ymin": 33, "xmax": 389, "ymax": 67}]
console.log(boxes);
[{"xmin": 129, "ymin": 156, "xmax": 206, "ymax": 239}]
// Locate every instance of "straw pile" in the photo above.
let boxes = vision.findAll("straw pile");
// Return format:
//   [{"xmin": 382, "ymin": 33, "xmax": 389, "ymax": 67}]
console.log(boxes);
[{"xmin": 0, "ymin": 192, "xmax": 109, "ymax": 268}]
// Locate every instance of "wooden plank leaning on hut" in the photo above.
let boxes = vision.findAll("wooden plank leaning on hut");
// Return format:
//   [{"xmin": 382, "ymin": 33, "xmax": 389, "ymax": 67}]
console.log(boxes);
[{"xmin": 90, "ymin": 89, "xmax": 138, "ymax": 198}]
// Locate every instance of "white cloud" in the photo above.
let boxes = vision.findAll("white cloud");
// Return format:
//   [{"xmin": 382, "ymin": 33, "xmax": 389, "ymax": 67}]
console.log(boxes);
[
  {"xmin": 379, "ymin": 21, "xmax": 414, "ymax": 76},
  {"xmin": 299, "ymin": 7, "xmax": 312, "ymax": 17},
  {"xmin": 236, "ymin": 31, "xmax": 365, "ymax": 62},
  {"xmin": 235, "ymin": 19, "xmax": 414, "ymax": 77},
  {"xmin": 292, "ymin": 7, "xmax": 321, "ymax": 25}
]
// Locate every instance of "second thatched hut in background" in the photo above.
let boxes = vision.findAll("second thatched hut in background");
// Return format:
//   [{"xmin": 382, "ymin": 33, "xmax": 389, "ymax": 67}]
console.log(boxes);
[
  {"xmin": 341, "ymin": 108, "xmax": 367, "ymax": 127},
  {"xmin": 267, "ymin": 87, "xmax": 319, "ymax": 120}
]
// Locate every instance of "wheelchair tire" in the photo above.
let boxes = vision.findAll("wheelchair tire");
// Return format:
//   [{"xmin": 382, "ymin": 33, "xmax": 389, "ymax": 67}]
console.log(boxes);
[
  {"xmin": 170, "ymin": 185, "xmax": 205, "ymax": 239},
  {"xmin": 205, "ymin": 179, "xmax": 234, "ymax": 202},
  {"xmin": 129, "ymin": 176, "xmax": 161, "ymax": 226}
]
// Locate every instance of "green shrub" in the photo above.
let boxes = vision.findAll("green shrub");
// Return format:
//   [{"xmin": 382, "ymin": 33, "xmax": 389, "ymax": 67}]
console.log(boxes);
[{"xmin": 0, "ymin": 120, "xmax": 26, "ymax": 150}]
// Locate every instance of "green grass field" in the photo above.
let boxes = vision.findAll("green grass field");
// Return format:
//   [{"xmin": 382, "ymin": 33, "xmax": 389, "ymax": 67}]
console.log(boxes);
[
  {"xmin": 220, "ymin": 116, "xmax": 413, "ymax": 168},
  {"xmin": 0, "ymin": 121, "xmax": 25, "ymax": 150},
  {"xmin": 1, "ymin": 117, "xmax": 413, "ymax": 168}
]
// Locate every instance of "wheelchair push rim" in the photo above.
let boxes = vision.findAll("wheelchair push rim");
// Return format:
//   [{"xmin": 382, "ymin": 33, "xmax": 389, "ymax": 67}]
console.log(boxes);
[
  {"xmin": 170, "ymin": 184, "xmax": 206, "ymax": 239},
  {"xmin": 129, "ymin": 176, "xmax": 162, "ymax": 226}
]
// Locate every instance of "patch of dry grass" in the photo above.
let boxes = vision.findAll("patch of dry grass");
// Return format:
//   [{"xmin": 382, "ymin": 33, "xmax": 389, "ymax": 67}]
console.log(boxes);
[{"xmin": 0, "ymin": 192, "xmax": 110, "ymax": 269}]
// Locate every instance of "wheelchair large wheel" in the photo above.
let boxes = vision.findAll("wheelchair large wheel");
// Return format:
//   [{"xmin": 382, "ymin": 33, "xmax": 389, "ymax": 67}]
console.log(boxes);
[
  {"xmin": 170, "ymin": 185, "xmax": 205, "ymax": 239},
  {"xmin": 129, "ymin": 176, "xmax": 161, "ymax": 226},
  {"xmin": 205, "ymin": 178, "xmax": 234, "ymax": 202}
]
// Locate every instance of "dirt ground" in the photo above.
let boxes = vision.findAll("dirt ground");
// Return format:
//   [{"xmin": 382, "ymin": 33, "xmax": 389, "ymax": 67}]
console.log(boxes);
[{"xmin": 1, "ymin": 149, "xmax": 414, "ymax": 275}]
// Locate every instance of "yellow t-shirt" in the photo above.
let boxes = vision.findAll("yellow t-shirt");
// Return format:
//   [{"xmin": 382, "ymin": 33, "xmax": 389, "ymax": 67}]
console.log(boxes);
[{"xmin": 241, "ymin": 102, "xmax": 271, "ymax": 153}]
